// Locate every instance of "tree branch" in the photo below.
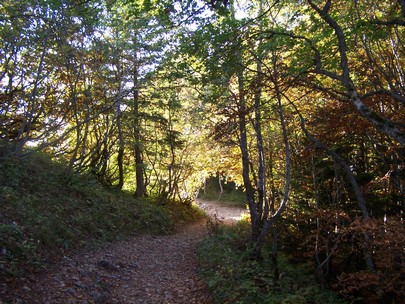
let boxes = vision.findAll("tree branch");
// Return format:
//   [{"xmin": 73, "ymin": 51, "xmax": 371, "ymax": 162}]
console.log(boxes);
[{"xmin": 307, "ymin": 0, "xmax": 405, "ymax": 145}]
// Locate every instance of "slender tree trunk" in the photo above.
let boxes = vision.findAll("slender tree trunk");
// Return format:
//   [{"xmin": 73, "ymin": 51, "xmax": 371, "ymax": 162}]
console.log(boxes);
[
  {"xmin": 134, "ymin": 95, "xmax": 144, "ymax": 198},
  {"xmin": 253, "ymin": 0, "xmax": 269, "ymax": 228},
  {"xmin": 66, "ymin": 63, "xmax": 85, "ymax": 175},
  {"xmin": 133, "ymin": 37, "xmax": 145, "ymax": 199},
  {"xmin": 116, "ymin": 69, "xmax": 125, "ymax": 189},
  {"xmin": 116, "ymin": 107, "xmax": 124, "ymax": 189},
  {"xmin": 255, "ymin": 54, "xmax": 291, "ymax": 252},
  {"xmin": 15, "ymin": 36, "xmax": 48, "ymax": 156},
  {"xmin": 254, "ymin": 39, "xmax": 268, "ymax": 227},
  {"xmin": 217, "ymin": 172, "xmax": 223, "ymax": 201},
  {"xmin": 236, "ymin": 69, "xmax": 261, "ymax": 244},
  {"xmin": 268, "ymin": 147, "xmax": 276, "ymax": 214},
  {"xmin": 75, "ymin": 91, "xmax": 91, "ymax": 173}
]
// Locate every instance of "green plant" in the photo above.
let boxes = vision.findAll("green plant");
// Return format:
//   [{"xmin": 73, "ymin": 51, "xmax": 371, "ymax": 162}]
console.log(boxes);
[
  {"xmin": 0, "ymin": 223, "xmax": 39, "ymax": 277},
  {"xmin": 197, "ymin": 222, "xmax": 348, "ymax": 304}
]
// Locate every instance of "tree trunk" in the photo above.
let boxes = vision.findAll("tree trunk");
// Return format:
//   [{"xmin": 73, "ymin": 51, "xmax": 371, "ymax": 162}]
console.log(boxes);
[
  {"xmin": 253, "ymin": 32, "xmax": 268, "ymax": 228},
  {"xmin": 236, "ymin": 69, "xmax": 261, "ymax": 244},
  {"xmin": 252, "ymin": 0, "xmax": 270, "ymax": 230},
  {"xmin": 116, "ymin": 99, "xmax": 124, "ymax": 189},
  {"xmin": 255, "ymin": 54, "xmax": 291, "ymax": 252},
  {"xmin": 217, "ymin": 173, "xmax": 223, "ymax": 201},
  {"xmin": 15, "ymin": 36, "xmax": 48, "ymax": 156},
  {"xmin": 66, "ymin": 63, "xmax": 85, "ymax": 175},
  {"xmin": 134, "ymin": 100, "xmax": 145, "ymax": 198},
  {"xmin": 133, "ymin": 37, "xmax": 145, "ymax": 199},
  {"xmin": 115, "ymin": 50, "xmax": 125, "ymax": 190}
]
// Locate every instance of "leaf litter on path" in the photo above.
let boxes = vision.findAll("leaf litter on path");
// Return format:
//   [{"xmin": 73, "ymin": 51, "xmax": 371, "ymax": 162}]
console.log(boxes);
[{"xmin": 3, "ymin": 200, "xmax": 246, "ymax": 303}]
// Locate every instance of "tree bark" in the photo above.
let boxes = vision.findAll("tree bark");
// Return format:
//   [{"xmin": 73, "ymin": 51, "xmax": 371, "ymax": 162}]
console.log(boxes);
[
  {"xmin": 255, "ymin": 54, "xmax": 291, "ymax": 252},
  {"xmin": 116, "ymin": 97, "xmax": 124, "ymax": 189},
  {"xmin": 217, "ymin": 173, "xmax": 223, "ymax": 201},
  {"xmin": 253, "ymin": 0, "xmax": 269, "ymax": 229},
  {"xmin": 133, "ymin": 37, "xmax": 145, "ymax": 199},
  {"xmin": 236, "ymin": 69, "xmax": 261, "ymax": 244}
]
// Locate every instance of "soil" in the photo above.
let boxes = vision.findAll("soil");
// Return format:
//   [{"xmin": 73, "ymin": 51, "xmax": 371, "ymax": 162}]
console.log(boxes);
[
  {"xmin": 196, "ymin": 199, "xmax": 248, "ymax": 225},
  {"xmin": 1, "ymin": 200, "xmax": 247, "ymax": 304}
]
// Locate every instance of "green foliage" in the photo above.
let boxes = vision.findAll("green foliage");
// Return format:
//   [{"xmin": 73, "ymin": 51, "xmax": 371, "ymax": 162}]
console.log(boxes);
[
  {"xmin": 0, "ymin": 152, "xmax": 203, "ymax": 279},
  {"xmin": 197, "ymin": 222, "xmax": 348, "ymax": 304},
  {"xmin": 0, "ymin": 223, "xmax": 39, "ymax": 277}
]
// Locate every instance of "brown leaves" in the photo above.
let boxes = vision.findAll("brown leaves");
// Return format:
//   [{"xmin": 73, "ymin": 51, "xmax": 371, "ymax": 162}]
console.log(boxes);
[
  {"xmin": 330, "ymin": 216, "xmax": 404, "ymax": 302},
  {"xmin": 291, "ymin": 209, "xmax": 404, "ymax": 302},
  {"xmin": 2, "ymin": 222, "xmax": 212, "ymax": 303},
  {"xmin": 334, "ymin": 270, "xmax": 381, "ymax": 302}
]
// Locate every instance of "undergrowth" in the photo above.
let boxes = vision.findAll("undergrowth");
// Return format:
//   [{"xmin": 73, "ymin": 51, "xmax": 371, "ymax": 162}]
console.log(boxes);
[
  {"xmin": 0, "ymin": 152, "xmax": 203, "ymax": 280},
  {"xmin": 197, "ymin": 221, "xmax": 348, "ymax": 304}
]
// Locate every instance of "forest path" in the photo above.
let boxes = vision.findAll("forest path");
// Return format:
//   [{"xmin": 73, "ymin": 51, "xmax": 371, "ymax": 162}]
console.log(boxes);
[
  {"xmin": 6, "ymin": 200, "xmax": 246, "ymax": 304},
  {"xmin": 196, "ymin": 199, "xmax": 248, "ymax": 225}
]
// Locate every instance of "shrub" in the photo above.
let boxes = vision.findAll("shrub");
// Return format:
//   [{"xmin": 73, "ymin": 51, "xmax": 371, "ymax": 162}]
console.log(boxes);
[{"xmin": 197, "ymin": 221, "xmax": 347, "ymax": 304}]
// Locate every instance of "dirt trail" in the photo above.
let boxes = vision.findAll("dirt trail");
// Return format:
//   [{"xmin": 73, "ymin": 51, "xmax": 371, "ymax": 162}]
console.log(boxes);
[
  {"xmin": 3, "ymin": 200, "xmax": 246, "ymax": 304},
  {"xmin": 196, "ymin": 199, "xmax": 248, "ymax": 225}
]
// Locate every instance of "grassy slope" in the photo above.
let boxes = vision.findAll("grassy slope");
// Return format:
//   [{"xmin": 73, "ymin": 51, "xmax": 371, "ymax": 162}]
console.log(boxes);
[{"xmin": 0, "ymin": 152, "xmax": 203, "ymax": 279}]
